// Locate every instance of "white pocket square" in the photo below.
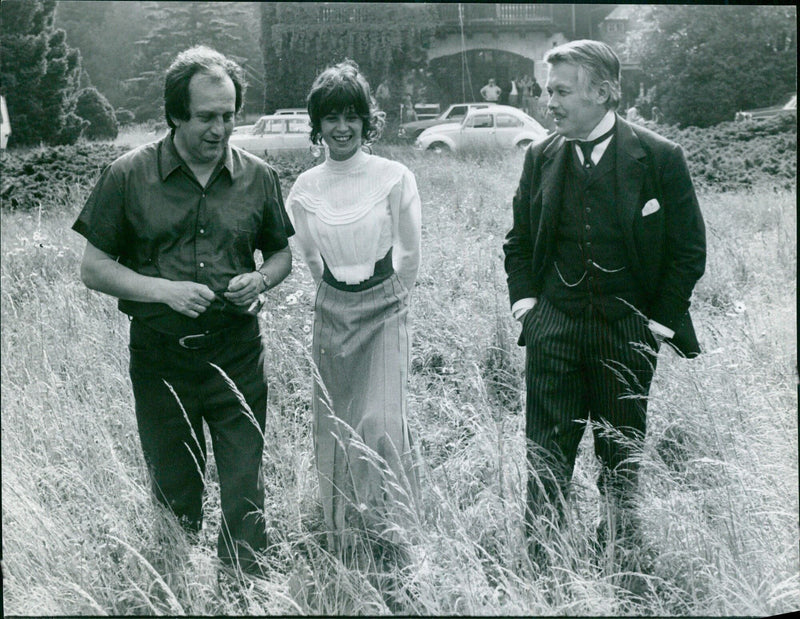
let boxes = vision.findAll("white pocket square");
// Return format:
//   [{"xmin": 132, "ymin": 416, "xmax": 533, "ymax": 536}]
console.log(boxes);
[{"xmin": 642, "ymin": 199, "xmax": 661, "ymax": 216}]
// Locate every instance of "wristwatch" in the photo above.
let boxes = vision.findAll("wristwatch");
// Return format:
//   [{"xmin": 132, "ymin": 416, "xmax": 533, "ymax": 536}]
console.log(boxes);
[{"xmin": 258, "ymin": 270, "xmax": 271, "ymax": 293}]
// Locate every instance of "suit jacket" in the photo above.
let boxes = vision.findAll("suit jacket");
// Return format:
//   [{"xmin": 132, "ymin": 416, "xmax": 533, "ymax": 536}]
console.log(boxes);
[{"xmin": 503, "ymin": 115, "xmax": 706, "ymax": 357}]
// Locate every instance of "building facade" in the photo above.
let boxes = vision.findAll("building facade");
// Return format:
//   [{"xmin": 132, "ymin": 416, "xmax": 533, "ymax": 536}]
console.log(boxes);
[{"xmin": 269, "ymin": 4, "xmax": 628, "ymax": 112}]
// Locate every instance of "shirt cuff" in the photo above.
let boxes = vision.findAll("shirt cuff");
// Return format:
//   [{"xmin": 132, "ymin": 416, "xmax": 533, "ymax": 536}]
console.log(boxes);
[
  {"xmin": 648, "ymin": 319, "xmax": 675, "ymax": 339},
  {"xmin": 512, "ymin": 298, "xmax": 537, "ymax": 321}
]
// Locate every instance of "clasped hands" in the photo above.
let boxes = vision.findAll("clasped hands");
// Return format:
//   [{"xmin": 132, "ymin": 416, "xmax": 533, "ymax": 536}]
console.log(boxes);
[{"xmin": 163, "ymin": 271, "xmax": 266, "ymax": 318}]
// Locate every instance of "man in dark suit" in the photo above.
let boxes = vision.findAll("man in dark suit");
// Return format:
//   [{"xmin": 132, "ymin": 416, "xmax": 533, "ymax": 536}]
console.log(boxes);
[{"xmin": 503, "ymin": 40, "xmax": 706, "ymax": 560}]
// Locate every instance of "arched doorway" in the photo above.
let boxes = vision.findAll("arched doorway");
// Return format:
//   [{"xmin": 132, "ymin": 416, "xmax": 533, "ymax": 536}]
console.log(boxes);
[{"xmin": 429, "ymin": 49, "xmax": 536, "ymax": 106}]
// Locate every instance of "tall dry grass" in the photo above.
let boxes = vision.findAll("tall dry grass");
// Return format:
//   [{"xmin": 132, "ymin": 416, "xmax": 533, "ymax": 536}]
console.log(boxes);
[{"xmin": 1, "ymin": 146, "xmax": 797, "ymax": 615}]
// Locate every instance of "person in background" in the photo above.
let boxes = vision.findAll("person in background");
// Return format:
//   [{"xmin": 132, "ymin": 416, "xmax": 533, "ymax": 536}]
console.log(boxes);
[
  {"xmin": 503, "ymin": 39, "xmax": 705, "ymax": 573},
  {"xmin": 530, "ymin": 74, "xmax": 544, "ymax": 119},
  {"xmin": 401, "ymin": 93, "xmax": 417, "ymax": 123},
  {"xmin": 509, "ymin": 77, "xmax": 519, "ymax": 108},
  {"xmin": 651, "ymin": 106, "xmax": 663, "ymax": 124},
  {"xmin": 499, "ymin": 77, "xmax": 511, "ymax": 105},
  {"xmin": 72, "ymin": 45, "xmax": 294, "ymax": 578},
  {"xmin": 518, "ymin": 74, "xmax": 533, "ymax": 115},
  {"xmin": 286, "ymin": 60, "xmax": 422, "ymax": 565},
  {"xmin": 480, "ymin": 77, "xmax": 502, "ymax": 103},
  {"xmin": 375, "ymin": 78, "xmax": 392, "ymax": 116},
  {"xmin": 626, "ymin": 105, "xmax": 642, "ymax": 122}
]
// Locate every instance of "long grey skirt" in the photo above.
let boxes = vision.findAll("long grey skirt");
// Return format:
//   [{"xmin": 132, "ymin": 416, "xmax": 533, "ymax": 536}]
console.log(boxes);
[{"xmin": 312, "ymin": 272, "xmax": 418, "ymax": 551}]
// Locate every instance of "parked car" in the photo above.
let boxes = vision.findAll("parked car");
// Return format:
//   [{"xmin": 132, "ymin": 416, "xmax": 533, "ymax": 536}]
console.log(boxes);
[
  {"xmin": 738, "ymin": 93, "xmax": 796, "ymax": 121},
  {"xmin": 273, "ymin": 108, "xmax": 308, "ymax": 116},
  {"xmin": 398, "ymin": 102, "xmax": 498, "ymax": 140},
  {"xmin": 415, "ymin": 105, "xmax": 548, "ymax": 153},
  {"xmin": 229, "ymin": 113, "xmax": 311, "ymax": 157}
]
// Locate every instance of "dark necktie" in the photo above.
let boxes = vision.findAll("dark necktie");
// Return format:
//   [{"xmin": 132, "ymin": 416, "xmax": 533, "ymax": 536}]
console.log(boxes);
[{"xmin": 577, "ymin": 126, "xmax": 615, "ymax": 170}]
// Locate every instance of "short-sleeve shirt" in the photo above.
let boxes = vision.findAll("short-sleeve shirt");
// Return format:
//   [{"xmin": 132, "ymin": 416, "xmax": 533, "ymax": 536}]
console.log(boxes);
[{"xmin": 72, "ymin": 134, "xmax": 294, "ymax": 334}]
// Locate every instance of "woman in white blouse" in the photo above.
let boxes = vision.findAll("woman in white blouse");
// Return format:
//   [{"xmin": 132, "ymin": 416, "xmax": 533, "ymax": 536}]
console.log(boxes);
[{"xmin": 286, "ymin": 60, "xmax": 422, "ymax": 558}]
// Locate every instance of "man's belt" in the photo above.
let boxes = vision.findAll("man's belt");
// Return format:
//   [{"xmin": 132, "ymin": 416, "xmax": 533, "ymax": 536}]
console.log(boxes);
[
  {"xmin": 136, "ymin": 317, "xmax": 254, "ymax": 350},
  {"xmin": 177, "ymin": 331, "xmax": 226, "ymax": 350}
]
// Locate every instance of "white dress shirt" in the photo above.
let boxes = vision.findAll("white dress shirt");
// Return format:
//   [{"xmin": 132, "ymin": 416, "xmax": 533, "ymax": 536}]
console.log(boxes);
[{"xmin": 286, "ymin": 149, "xmax": 421, "ymax": 292}]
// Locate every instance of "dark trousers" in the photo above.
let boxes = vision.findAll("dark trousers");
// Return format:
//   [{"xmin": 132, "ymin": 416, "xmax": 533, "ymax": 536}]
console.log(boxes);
[
  {"xmin": 523, "ymin": 297, "xmax": 658, "ymax": 533},
  {"xmin": 128, "ymin": 318, "xmax": 268, "ymax": 571}
]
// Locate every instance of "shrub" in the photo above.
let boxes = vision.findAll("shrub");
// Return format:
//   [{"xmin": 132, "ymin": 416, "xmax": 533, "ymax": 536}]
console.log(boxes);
[
  {"xmin": 75, "ymin": 87, "xmax": 119, "ymax": 141},
  {"xmin": 114, "ymin": 108, "xmax": 136, "ymax": 126},
  {"xmin": 638, "ymin": 113, "xmax": 797, "ymax": 191},
  {"xmin": 0, "ymin": 142, "xmax": 130, "ymax": 212}
]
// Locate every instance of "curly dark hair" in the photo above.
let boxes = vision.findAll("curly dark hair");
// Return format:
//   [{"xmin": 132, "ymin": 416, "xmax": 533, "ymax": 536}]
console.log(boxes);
[
  {"xmin": 306, "ymin": 59, "xmax": 385, "ymax": 145},
  {"xmin": 164, "ymin": 45, "xmax": 247, "ymax": 129}
]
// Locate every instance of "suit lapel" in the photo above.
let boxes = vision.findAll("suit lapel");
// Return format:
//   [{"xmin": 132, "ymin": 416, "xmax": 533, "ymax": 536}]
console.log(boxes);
[
  {"xmin": 541, "ymin": 135, "xmax": 569, "ymax": 229},
  {"xmin": 615, "ymin": 116, "xmax": 647, "ymax": 229}
]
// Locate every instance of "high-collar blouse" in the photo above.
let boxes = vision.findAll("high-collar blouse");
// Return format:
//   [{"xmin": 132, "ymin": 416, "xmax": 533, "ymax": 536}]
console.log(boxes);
[{"xmin": 286, "ymin": 149, "xmax": 421, "ymax": 291}]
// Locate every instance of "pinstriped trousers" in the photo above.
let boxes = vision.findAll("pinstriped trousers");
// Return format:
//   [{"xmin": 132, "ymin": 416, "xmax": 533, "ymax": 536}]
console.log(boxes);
[{"xmin": 523, "ymin": 296, "xmax": 659, "ymax": 527}]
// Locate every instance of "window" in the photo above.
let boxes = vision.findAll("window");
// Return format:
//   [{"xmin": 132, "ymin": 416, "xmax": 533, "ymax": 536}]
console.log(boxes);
[
  {"xmin": 447, "ymin": 105, "xmax": 467, "ymax": 119},
  {"xmin": 496, "ymin": 114, "xmax": 523, "ymax": 128},
  {"xmin": 288, "ymin": 119, "xmax": 309, "ymax": 133},
  {"xmin": 467, "ymin": 114, "xmax": 493, "ymax": 128}
]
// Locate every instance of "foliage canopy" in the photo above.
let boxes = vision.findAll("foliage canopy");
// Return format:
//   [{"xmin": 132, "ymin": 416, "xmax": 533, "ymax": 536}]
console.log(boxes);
[
  {"xmin": 54, "ymin": 0, "xmax": 149, "ymax": 110},
  {"xmin": 123, "ymin": 1, "xmax": 261, "ymax": 122},
  {"xmin": 628, "ymin": 5, "xmax": 797, "ymax": 127}
]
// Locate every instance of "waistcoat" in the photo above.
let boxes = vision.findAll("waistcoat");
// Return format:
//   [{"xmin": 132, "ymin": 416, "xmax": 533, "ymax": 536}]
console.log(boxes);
[{"xmin": 542, "ymin": 137, "xmax": 644, "ymax": 320}]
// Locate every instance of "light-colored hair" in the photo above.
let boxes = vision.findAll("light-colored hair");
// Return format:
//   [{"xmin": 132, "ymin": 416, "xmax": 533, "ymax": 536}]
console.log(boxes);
[{"xmin": 544, "ymin": 39, "xmax": 621, "ymax": 110}]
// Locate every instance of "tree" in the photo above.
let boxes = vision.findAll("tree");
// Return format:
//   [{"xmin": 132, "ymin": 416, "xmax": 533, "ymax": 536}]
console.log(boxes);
[
  {"xmin": 0, "ymin": 0, "xmax": 85, "ymax": 146},
  {"xmin": 75, "ymin": 86, "xmax": 118, "ymax": 140},
  {"xmin": 627, "ymin": 5, "xmax": 797, "ymax": 127},
  {"xmin": 55, "ymin": 1, "xmax": 149, "ymax": 110},
  {"xmin": 261, "ymin": 3, "xmax": 436, "ymax": 117},
  {"xmin": 124, "ymin": 1, "xmax": 261, "ymax": 122}
]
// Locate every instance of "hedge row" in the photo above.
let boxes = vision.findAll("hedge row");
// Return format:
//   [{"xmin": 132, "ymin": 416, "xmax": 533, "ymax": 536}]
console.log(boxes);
[
  {"xmin": 1, "ymin": 142, "xmax": 131, "ymax": 212},
  {"xmin": 641, "ymin": 112, "xmax": 797, "ymax": 191}
]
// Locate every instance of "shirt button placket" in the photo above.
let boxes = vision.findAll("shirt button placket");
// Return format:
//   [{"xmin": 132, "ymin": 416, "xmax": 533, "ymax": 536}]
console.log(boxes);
[{"xmin": 197, "ymin": 192, "xmax": 207, "ymax": 281}]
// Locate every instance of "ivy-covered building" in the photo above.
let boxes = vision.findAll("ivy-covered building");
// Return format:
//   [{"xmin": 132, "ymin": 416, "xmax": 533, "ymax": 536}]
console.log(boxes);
[{"xmin": 261, "ymin": 3, "xmax": 617, "ymax": 115}]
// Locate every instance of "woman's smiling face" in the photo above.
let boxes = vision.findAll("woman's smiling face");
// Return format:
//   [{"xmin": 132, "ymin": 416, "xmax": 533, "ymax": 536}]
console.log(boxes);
[{"xmin": 320, "ymin": 107, "xmax": 363, "ymax": 161}]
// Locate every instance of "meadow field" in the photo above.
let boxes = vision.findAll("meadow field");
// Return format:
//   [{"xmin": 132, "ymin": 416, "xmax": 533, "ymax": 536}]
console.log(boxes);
[{"xmin": 1, "ymin": 136, "xmax": 797, "ymax": 615}]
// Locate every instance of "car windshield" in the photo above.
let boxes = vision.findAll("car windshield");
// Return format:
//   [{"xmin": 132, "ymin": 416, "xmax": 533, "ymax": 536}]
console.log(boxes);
[{"xmin": 444, "ymin": 106, "xmax": 467, "ymax": 120}]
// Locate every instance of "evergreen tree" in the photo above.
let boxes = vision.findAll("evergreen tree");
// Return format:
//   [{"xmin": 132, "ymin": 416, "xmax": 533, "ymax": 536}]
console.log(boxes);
[
  {"xmin": 124, "ymin": 1, "xmax": 260, "ymax": 122},
  {"xmin": 75, "ymin": 86, "xmax": 119, "ymax": 140},
  {"xmin": 55, "ymin": 1, "xmax": 149, "ymax": 110},
  {"xmin": 0, "ymin": 0, "xmax": 85, "ymax": 146},
  {"xmin": 627, "ymin": 5, "xmax": 797, "ymax": 127},
  {"xmin": 260, "ymin": 2, "xmax": 280, "ymax": 115}
]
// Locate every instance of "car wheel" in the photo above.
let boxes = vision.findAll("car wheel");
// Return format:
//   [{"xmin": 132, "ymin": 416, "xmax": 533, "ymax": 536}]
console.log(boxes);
[
  {"xmin": 516, "ymin": 139, "xmax": 532, "ymax": 149},
  {"xmin": 427, "ymin": 142, "xmax": 450, "ymax": 154}
]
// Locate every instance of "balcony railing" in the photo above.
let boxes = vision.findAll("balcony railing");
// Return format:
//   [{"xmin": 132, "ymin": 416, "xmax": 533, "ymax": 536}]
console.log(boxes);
[
  {"xmin": 283, "ymin": 3, "xmax": 555, "ymax": 28},
  {"xmin": 437, "ymin": 4, "xmax": 554, "ymax": 27},
  {"xmin": 318, "ymin": 4, "xmax": 369, "ymax": 23}
]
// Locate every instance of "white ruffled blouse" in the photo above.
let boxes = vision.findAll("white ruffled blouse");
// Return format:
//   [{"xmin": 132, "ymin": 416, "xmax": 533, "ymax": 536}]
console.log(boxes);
[{"xmin": 286, "ymin": 149, "xmax": 421, "ymax": 291}]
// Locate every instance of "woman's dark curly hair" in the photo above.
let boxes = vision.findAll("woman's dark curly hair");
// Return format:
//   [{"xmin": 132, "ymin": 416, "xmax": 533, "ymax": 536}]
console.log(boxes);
[{"xmin": 306, "ymin": 59, "xmax": 385, "ymax": 146}]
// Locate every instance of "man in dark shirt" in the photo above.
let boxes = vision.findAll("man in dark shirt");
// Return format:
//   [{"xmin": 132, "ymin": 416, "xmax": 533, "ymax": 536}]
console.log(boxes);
[{"xmin": 73, "ymin": 46, "xmax": 294, "ymax": 577}]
